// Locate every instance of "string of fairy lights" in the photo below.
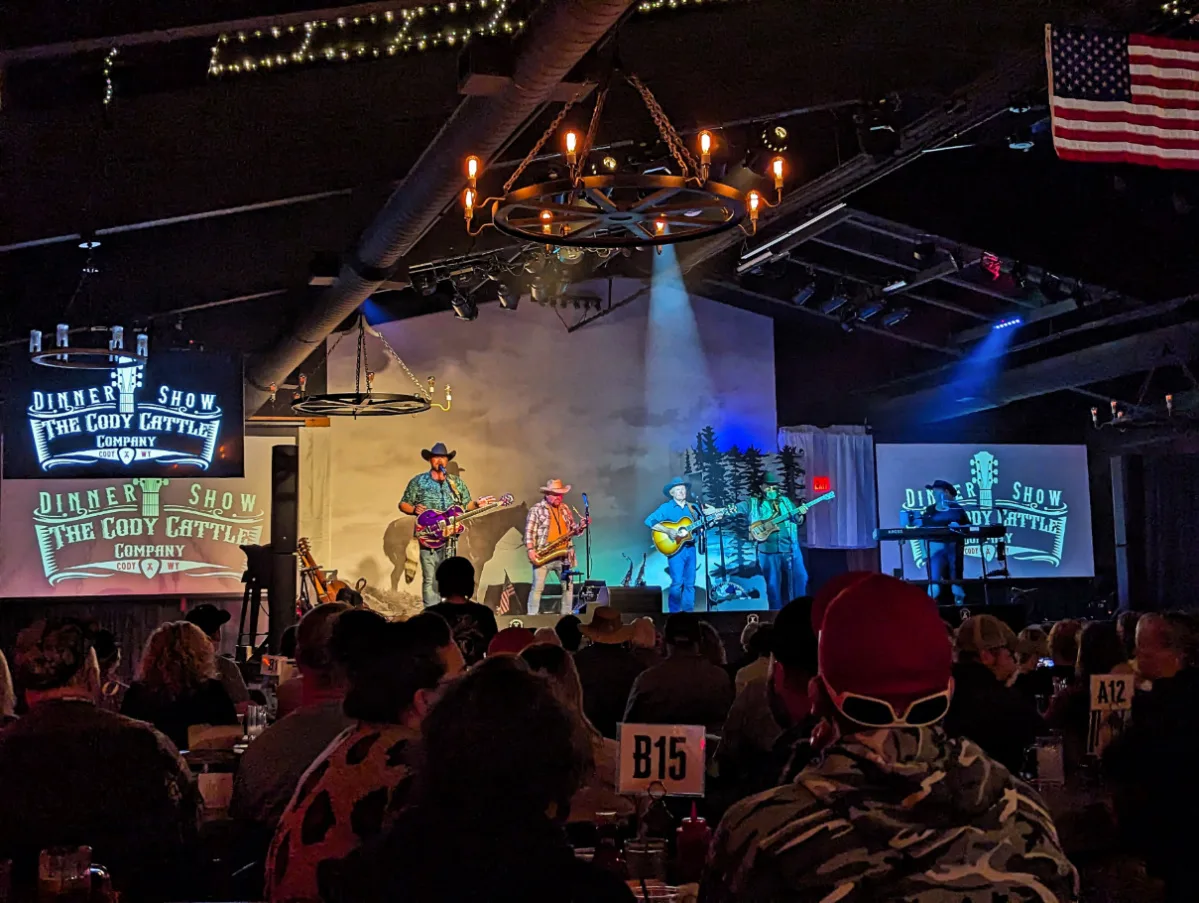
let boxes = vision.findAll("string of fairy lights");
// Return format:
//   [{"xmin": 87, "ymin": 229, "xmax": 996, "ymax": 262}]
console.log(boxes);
[{"xmin": 208, "ymin": 0, "xmax": 751, "ymax": 78}]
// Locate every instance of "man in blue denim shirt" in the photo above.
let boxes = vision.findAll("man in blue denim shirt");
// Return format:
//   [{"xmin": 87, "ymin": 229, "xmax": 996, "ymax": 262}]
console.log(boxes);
[
  {"xmin": 728, "ymin": 473, "xmax": 808, "ymax": 610},
  {"xmin": 645, "ymin": 477, "xmax": 704, "ymax": 613}
]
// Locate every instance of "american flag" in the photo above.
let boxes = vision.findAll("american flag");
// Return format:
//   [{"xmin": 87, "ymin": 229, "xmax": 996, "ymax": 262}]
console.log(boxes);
[
  {"xmin": 497, "ymin": 571, "xmax": 516, "ymax": 616},
  {"xmin": 1046, "ymin": 25, "xmax": 1199, "ymax": 170}
]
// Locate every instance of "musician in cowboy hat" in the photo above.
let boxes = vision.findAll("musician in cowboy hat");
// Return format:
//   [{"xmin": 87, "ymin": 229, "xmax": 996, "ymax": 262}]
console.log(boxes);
[
  {"xmin": 914, "ymin": 478, "xmax": 967, "ymax": 605},
  {"xmin": 399, "ymin": 443, "xmax": 493, "ymax": 607},
  {"xmin": 524, "ymin": 478, "xmax": 580, "ymax": 616},
  {"xmin": 644, "ymin": 476, "xmax": 705, "ymax": 613},
  {"xmin": 726, "ymin": 471, "xmax": 809, "ymax": 611}
]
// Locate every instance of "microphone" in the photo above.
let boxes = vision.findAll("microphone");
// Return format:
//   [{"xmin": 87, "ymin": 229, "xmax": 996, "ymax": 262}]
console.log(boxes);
[
  {"xmin": 581, "ymin": 492, "xmax": 589, "ymax": 508},
  {"xmin": 438, "ymin": 464, "xmax": 447, "ymax": 474}
]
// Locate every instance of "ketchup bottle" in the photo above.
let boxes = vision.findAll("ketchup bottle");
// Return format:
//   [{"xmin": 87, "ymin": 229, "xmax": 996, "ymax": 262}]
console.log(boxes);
[{"xmin": 674, "ymin": 802, "xmax": 711, "ymax": 884}]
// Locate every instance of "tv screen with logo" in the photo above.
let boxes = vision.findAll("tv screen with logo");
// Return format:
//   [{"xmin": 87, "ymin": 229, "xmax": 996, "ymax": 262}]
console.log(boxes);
[
  {"xmin": 0, "ymin": 435, "xmax": 283, "ymax": 598},
  {"xmin": 2, "ymin": 350, "xmax": 244, "ymax": 479},
  {"xmin": 875, "ymin": 443, "xmax": 1095, "ymax": 580}
]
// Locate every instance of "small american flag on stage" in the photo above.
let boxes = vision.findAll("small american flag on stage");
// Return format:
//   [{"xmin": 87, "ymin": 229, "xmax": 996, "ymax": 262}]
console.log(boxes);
[
  {"xmin": 1046, "ymin": 25, "xmax": 1199, "ymax": 170},
  {"xmin": 497, "ymin": 571, "xmax": 516, "ymax": 616}
]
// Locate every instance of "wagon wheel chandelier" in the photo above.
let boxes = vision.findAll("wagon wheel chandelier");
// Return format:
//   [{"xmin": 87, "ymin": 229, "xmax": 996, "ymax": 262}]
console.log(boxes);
[
  {"xmin": 288, "ymin": 315, "xmax": 451, "ymax": 417},
  {"xmin": 30, "ymin": 324, "xmax": 149, "ymax": 371},
  {"xmin": 461, "ymin": 72, "xmax": 787, "ymax": 248}
]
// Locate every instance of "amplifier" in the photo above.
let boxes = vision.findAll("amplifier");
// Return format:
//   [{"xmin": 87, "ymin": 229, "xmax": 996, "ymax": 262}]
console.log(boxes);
[{"xmin": 608, "ymin": 586, "xmax": 663, "ymax": 614}]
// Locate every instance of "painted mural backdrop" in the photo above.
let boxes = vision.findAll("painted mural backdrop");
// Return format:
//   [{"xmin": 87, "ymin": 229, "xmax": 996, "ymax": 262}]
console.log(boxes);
[{"xmin": 317, "ymin": 279, "xmax": 778, "ymax": 616}]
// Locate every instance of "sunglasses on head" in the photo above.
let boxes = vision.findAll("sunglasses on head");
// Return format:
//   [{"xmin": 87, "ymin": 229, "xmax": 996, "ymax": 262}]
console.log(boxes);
[{"xmin": 821, "ymin": 674, "xmax": 952, "ymax": 729}]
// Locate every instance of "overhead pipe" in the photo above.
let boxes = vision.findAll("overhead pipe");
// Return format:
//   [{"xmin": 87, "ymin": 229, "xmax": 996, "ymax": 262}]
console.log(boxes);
[{"xmin": 246, "ymin": 0, "xmax": 636, "ymax": 412}]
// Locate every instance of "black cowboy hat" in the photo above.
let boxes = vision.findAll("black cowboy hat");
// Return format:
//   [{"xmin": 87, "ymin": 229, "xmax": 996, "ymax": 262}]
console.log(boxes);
[
  {"xmin": 925, "ymin": 479, "xmax": 958, "ymax": 498},
  {"xmin": 421, "ymin": 442, "xmax": 457, "ymax": 461}
]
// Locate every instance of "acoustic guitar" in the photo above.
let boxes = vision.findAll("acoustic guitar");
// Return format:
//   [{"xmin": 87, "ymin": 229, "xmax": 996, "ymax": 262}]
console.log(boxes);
[
  {"xmin": 297, "ymin": 537, "xmax": 347, "ymax": 606},
  {"xmin": 650, "ymin": 507, "xmax": 732, "ymax": 557}
]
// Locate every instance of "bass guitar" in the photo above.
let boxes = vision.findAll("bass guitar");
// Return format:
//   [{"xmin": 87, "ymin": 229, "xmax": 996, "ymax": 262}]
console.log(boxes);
[
  {"xmin": 747, "ymin": 490, "xmax": 836, "ymax": 542},
  {"xmin": 415, "ymin": 494, "xmax": 515, "ymax": 549},
  {"xmin": 650, "ymin": 507, "xmax": 731, "ymax": 557}
]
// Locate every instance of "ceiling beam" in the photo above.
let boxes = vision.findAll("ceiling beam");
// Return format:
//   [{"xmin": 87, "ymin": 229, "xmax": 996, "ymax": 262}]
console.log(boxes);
[
  {"xmin": 870, "ymin": 321, "xmax": 1199, "ymax": 424},
  {"xmin": 791, "ymin": 258, "xmax": 991, "ymax": 322},
  {"xmin": 701, "ymin": 279, "xmax": 961, "ymax": 358}
]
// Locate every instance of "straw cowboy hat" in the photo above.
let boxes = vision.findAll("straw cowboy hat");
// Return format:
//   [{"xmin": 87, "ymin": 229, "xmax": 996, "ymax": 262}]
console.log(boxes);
[
  {"xmin": 579, "ymin": 606, "xmax": 635, "ymax": 644},
  {"xmin": 421, "ymin": 442, "xmax": 457, "ymax": 461},
  {"xmin": 540, "ymin": 478, "xmax": 572, "ymax": 495}
]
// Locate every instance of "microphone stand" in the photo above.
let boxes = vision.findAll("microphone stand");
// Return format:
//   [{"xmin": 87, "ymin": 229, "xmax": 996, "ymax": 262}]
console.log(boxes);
[{"xmin": 583, "ymin": 494, "xmax": 592, "ymax": 580}]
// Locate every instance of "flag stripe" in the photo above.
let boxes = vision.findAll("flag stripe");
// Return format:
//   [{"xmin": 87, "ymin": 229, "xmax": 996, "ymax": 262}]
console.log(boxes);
[
  {"xmin": 1053, "ymin": 145, "xmax": 1199, "ymax": 170},
  {"xmin": 1052, "ymin": 136, "xmax": 1199, "ymax": 160},
  {"xmin": 1054, "ymin": 124, "xmax": 1199, "ymax": 150},
  {"xmin": 1049, "ymin": 25, "xmax": 1199, "ymax": 171},
  {"xmin": 1052, "ymin": 97, "xmax": 1199, "ymax": 123}
]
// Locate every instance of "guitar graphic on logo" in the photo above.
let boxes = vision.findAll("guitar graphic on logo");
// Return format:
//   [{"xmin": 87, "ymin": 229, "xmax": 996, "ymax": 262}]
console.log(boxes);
[
  {"xmin": 971, "ymin": 451, "xmax": 999, "ymax": 515},
  {"xmin": 133, "ymin": 478, "xmax": 170, "ymax": 517},
  {"xmin": 112, "ymin": 364, "xmax": 144, "ymax": 415}
]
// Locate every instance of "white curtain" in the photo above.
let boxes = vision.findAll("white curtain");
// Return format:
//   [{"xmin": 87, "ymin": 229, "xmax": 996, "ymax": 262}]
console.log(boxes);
[{"xmin": 778, "ymin": 425, "xmax": 877, "ymax": 549}]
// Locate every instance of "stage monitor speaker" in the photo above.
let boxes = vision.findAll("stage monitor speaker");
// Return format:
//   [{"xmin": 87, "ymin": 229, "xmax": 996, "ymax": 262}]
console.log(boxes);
[
  {"xmin": 269, "ymin": 444, "xmax": 300, "ymax": 652},
  {"xmin": 608, "ymin": 586, "xmax": 663, "ymax": 614},
  {"xmin": 938, "ymin": 603, "xmax": 1027, "ymax": 632}
]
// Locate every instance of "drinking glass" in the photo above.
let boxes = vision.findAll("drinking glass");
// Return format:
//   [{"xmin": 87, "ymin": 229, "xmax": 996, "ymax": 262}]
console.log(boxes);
[
  {"xmin": 244, "ymin": 704, "xmax": 267, "ymax": 739},
  {"xmin": 37, "ymin": 846, "xmax": 91, "ymax": 903},
  {"xmin": 1022, "ymin": 736, "xmax": 1066, "ymax": 787}
]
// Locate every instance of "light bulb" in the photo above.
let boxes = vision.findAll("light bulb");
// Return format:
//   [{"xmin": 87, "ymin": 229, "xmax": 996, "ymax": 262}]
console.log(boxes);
[
  {"xmin": 463, "ymin": 187, "xmax": 475, "ymax": 212},
  {"xmin": 655, "ymin": 218, "xmax": 666, "ymax": 235},
  {"xmin": 564, "ymin": 130, "xmax": 578, "ymax": 165},
  {"xmin": 771, "ymin": 156, "xmax": 785, "ymax": 190},
  {"xmin": 466, "ymin": 155, "xmax": 480, "ymax": 186},
  {"xmin": 540, "ymin": 209, "xmax": 553, "ymax": 234},
  {"xmin": 699, "ymin": 130, "xmax": 713, "ymax": 164},
  {"xmin": 748, "ymin": 191, "xmax": 760, "ymax": 213}
]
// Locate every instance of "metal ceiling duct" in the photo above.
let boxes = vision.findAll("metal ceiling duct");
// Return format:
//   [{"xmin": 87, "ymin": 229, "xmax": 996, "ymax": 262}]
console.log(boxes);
[{"xmin": 245, "ymin": 0, "xmax": 636, "ymax": 412}]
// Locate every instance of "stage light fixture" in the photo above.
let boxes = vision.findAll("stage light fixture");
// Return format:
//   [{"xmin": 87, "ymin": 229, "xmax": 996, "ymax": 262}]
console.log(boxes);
[
  {"xmin": 411, "ymin": 271, "xmax": 440, "ymax": 296},
  {"xmin": 855, "ymin": 297, "xmax": 885, "ymax": 320},
  {"xmin": 820, "ymin": 293, "xmax": 850, "ymax": 315},
  {"xmin": 450, "ymin": 292, "xmax": 478, "ymax": 321},
  {"xmin": 913, "ymin": 240, "xmax": 937, "ymax": 262},
  {"xmin": 993, "ymin": 316, "xmax": 1023, "ymax": 331},
  {"xmin": 881, "ymin": 306, "xmax": 911, "ymax": 327},
  {"xmin": 601, "ymin": 155, "xmax": 618, "ymax": 172},
  {"xmin": 792, "ymin": 283, "xmax": 816, "ymax": 306},
  {"xmin": 497, "ymin": 283, "xmax": 520, "ymax": 310}
]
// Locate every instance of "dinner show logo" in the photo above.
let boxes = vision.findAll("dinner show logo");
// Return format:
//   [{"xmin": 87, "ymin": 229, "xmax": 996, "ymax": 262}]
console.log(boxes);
[
  {"xmin": 26, "ymin": 362, "xmax": 223, "ymax": 471},
  {"xmin": 32, "ymin": 480, "xmax": 263, "ymax": 585},
  {"xmin": 899, "ymin": 450, "xmax": 1069, "ymax": 568}
]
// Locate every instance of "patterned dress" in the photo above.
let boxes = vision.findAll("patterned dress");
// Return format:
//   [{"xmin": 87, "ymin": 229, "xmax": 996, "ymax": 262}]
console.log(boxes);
[{"xmin": 266, "ymin": 722, "xmax": 420, "ymax": 903}]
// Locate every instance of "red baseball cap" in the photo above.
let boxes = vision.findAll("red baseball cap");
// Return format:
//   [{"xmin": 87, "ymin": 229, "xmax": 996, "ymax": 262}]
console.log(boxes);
[
  {"xmin": 818, "ymin": 574, "xmax": 952, "ymax": 721},
  {"xmin": 811, "ymin": 571, "xmax": 875, "ymax": 634},
  {"xmin": 487, "ymin": 626, "xmax": 536, "ymax": 658}
]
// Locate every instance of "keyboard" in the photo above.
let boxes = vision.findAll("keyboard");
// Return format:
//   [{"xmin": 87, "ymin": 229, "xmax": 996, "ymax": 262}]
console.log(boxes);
[{"xmin": 873, "ymin": 525, "xmax": 1007, "ymax": 542}]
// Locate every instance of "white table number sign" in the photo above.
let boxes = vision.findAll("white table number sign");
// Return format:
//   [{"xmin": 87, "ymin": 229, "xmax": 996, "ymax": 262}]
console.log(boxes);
[{"xmin": 617, "ymin": 723, "xmax": 706, "ymax": 797}]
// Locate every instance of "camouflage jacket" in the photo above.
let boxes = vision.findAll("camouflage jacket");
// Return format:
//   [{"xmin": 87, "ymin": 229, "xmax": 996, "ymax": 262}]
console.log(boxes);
[{"xmin": 701, "ymin": 726, "xmax": 1079, "ymax": 903}]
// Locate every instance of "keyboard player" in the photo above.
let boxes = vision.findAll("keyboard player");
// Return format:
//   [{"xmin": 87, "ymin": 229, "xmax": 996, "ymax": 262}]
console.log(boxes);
[{"xmin": 903, "ymin": 479, "xmax": 968, "ymax": 605}]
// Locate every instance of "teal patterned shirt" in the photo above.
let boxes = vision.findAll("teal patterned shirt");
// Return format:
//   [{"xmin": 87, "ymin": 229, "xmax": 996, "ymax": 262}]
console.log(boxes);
[{"xmin": 400, "ymin": 472, "xmax": 471, "ymax": 528}]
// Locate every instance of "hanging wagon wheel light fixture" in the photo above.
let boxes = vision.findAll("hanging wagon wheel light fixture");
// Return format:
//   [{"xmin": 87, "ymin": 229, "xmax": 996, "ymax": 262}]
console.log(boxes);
[
  {"xmin": 461, "ymin": 72, "xmax": 786, "ymax": 248},
  {"xmin": 30, "ymin": 324, "xmax": 149, "ymax": 371},
  {"xmin": 289, "ymin": 315, "xmax": 451, "ymax": 418}
]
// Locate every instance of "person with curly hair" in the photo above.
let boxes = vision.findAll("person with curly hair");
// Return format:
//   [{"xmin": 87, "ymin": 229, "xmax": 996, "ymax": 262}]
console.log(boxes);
[
  {"xmin": 0, "ymin": 618, "xmax": 201, "ymax": 900},
  {"xmin": 520, "ymin": 643, "xmax": 635, "ymax": 823},
  {"xmin": 339, "ymin": 656, "xmax": 634, "ymax": 903},
  {"xmin": 0, "ymin": 649, "xmax": 16, "ymax": 726},
  {"xmin": 121, "ymin": 620, "xmax": 237, "ymax": 750}
]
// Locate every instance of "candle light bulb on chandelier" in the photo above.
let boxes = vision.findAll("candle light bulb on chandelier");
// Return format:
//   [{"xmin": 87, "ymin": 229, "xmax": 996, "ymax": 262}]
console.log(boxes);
[
  {"xmin": 540, "ymin": 209, "xmax": 553, "ymax": 235},
  {"xmin": 1167, "ymin": 393, "xmax": 1175, "ymax": 415},
  {"xmin": 465, "ymin": 155, "xmax": 481, "ymax": 188},
  {"xmin": 771, "ymin": 156, "xmax": 785, "ymax": 191},
  {"xmin": 1091, "ymin": 406, "xmax": 1099, "ymax": 427},
  {"xmin": 1110, "ymin": 399, "xmax": 1118, "ymax": 417},
  {"xmin": 747, "ymin": 190, "xmax": 762, "ymax": 230},
  {"xmin": 463, "ymin": 187, "xmax": 476, "ymax": 222},
  {"xmin": 699, "ymin": 130, "xmax": 713, "ymax": 165},
  {"xmin": 654, "ymin": 218, "xmax": 666, "ymax": 235},
  {"xmin": 564, "ymin": 130, "xmax": 578, "ymax": 166}
]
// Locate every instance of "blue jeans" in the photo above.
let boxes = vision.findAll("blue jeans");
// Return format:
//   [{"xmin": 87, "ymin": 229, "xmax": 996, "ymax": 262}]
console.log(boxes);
[
  {"xmin": 928, "ymin": 542, "xmax": 966, "ymax": 604},
  {"xmin": 529, "ymin": 558, "xmax": 573, "ymax": 615},
  {"xmin": 419, "ymin": 545, "xmax": 453, "ymax": 607},
  {"xmin": 757, "ymin": 547, "xmax": 808, "ymax": 611},
  {"xmin": 665, "ymin": 544, "xmax": 697, "ymax": 613}
]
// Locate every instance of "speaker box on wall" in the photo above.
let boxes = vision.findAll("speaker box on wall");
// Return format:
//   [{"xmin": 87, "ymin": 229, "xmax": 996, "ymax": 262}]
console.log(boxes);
[
  {"xmin": 608, "ymin": 587, "xmax": 663, "ymax": 614},
  {"xmin": 269, "ymin": 445, "xmax": 300, "ymax": 651}
]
